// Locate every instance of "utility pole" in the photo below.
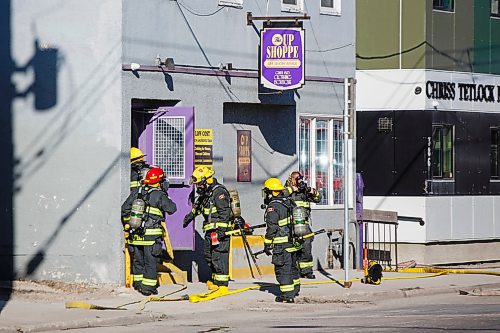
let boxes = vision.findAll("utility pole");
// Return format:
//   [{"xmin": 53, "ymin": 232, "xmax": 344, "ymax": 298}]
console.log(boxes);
[{"xmin": 343, "ymin": 77, "xmax": 355, "ymax": 288}]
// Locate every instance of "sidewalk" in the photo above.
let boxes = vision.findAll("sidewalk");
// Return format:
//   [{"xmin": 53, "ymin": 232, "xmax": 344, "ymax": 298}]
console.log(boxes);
[{"xmin": 1, "ymin": 268, "xmax": 499, "ymax": 333}]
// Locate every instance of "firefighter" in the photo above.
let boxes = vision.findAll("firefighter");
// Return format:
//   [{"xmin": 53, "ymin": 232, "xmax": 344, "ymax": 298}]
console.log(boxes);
[
  {"xmin": 130, "ymin": 147, "xmax": 150, "ymax": 194},
  {"xmin": 261, "ymin": 177, "xmax": 301, "ymax": 303},
  {"xmin": 182, "ymin": 166, "xmax": 233, "ymax": 294},
  {"xmin": 284, "ymin": 171, "xmax": 321, "ymax": 279},
  {"xmin": 122, "ymin": 167, "xmax": 177, "ymax": 296}
]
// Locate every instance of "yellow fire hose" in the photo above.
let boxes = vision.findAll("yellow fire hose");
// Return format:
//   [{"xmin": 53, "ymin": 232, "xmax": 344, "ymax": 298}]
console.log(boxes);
[
  {"xmin": 65, "ymin": 284, "xmax": 187, "ymax": 311},
  {"xmin": 188, "ymin": 271, "xmax": 450, "ymax": 303},
  {"xmin": 66, "ymin": 267, "xmax": 499, "ymax": 307},
  {"xmin": 389, "ymin": 267, "xmax": 500, "ymax": 276}
]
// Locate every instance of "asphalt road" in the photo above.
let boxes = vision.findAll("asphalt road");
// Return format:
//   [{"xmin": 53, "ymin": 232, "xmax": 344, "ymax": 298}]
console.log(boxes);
[{"xmin": 58, "ymin": 292, "xmax": 500, "ymax": 333}]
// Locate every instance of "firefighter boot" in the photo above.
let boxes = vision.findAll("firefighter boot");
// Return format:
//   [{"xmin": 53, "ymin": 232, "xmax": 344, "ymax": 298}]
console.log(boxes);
[
  {"xmin": 275, "ymin": 295, "xmax": 295, "ymax": 303},
  {"xmin": 206, "ymin": 280, "xmax": 219, "ymax": 291}
]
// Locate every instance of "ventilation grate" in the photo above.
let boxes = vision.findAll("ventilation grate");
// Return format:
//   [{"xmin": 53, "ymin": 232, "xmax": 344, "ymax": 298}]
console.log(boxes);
[{"xmin": 377, "ymin": 117, "xmax": 393, "ymax": 132}]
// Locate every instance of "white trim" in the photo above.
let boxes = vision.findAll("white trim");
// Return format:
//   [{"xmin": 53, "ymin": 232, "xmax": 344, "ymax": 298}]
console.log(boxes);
[
  {"xmin": 281, "ymin": 0, "xmax": 304, "ymax": 13},
  {"xmin": 218, "ymin": 0, "xmax": 243, "ymax": 9},
  {"xmin": 320, "ymin": 0, "xmax": 341, "ymax": 16}
]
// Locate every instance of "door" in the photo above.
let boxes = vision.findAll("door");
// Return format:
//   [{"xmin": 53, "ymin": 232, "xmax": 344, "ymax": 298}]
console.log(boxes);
[{"xmin": 137, "ymin": 106, "xmax": 195, "ymax": 250}]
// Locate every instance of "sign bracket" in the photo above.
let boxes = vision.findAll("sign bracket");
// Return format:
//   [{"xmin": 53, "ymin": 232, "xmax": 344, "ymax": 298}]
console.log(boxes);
[{"xmin": 247, "ymin": 11, "xmax": 310, "ymax": 25}]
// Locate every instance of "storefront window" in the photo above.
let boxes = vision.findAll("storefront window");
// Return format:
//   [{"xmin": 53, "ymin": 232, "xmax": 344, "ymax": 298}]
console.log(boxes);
[
  {"xmin": 432, "ymin": 125, "xmax": 454, "ymax": 179},
  {"xmin": 492, "ymin": 0, "xmax": 500, "ymax": 17},
  {"xmin": 299, "ymin": 118, "xmax": 311, "ymax": 180},
  {"xmin": 299, "ymin": 117, "xmax": 344, "ymax": 206},
  {"xmin": 433, "ymin": 0, "xmax": 454, "ymax": 11}
]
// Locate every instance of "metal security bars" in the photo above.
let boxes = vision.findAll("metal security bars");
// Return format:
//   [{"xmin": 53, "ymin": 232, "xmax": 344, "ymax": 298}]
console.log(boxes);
[{"xmin": 154, "ymin": 117, "xmax": 185, "ymax": 179}]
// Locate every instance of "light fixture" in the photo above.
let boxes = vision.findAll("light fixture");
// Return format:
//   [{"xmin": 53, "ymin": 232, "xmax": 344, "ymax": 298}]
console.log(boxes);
[
  {"xmin": 218, "ymin": 62, "xmax": 233, "ymax": 71},
  {"xmin": 165, "ymin": 57, "xmax": 175, "ymax": 70},
  {"xmin": 156, "ymin": 55, "xmax": 175, "ymax": 70},
  {"xmin": 130, "ymin": 63, "xmax": 141, "ymax": 71},
  {"xmin": 432, "ymin": 100, "xmax": 439, "ymax": 109}
]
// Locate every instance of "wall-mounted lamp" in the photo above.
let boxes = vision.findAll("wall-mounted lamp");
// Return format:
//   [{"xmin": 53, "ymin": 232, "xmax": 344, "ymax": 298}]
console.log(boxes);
[
  {"xmin": 130, "ymin": 62, "xmax": 141, "ymax": 71},
  {"xmin": 156, "ymin": 55, "xmax": 175, "ymax": 70},
  {"xmin": 432, "ymin": 100, "xmax": 439, "ymax": 109}
]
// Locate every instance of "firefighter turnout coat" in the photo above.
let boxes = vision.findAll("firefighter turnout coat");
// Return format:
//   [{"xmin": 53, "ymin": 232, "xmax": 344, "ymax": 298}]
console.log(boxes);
[
  {"xmin": 192, "ymin": 178, "xmax": 233, "ymax": 287},
  {"xmin": 264, "ymin": 194, "xmax": 300, "ymax": 299},
  {"xmin": 121, "ymin": 186, "xmax": 176, "ymax": 292}
]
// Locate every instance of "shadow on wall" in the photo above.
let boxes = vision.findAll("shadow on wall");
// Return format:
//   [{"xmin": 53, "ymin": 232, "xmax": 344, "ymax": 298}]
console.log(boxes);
[
  {"xmin": 0, "ymin": 0, "xmax": 13, "ymax": 314},
  {"xmin": 0, "ymin": 1, "xmax": 59, "ymax": 313},
  {"xmin": 24, "ymin": 155, "xmax": 121, "ymax": 277},
  {"xmin": 222, "ymin": 103, "xmax": 296, "ymax": 156}
]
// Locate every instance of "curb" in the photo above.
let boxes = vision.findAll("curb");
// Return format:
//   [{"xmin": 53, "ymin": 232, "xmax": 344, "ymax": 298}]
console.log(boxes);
[
  {"xmin": 297, "ymin": 282, "xmax": 500, "ymax": 304},
  {"xmin": 0, "ymin": 312, "xmax": 166, "ymax": 333},
  {"xmin": 1, "ymin": 282, "xmax": 499, "ymax": 332}
]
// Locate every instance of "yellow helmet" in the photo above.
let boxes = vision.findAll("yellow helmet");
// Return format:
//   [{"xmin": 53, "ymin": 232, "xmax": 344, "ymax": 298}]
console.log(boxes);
[
  {"xmin": 263, "ymin": 177, "xmax": 284, "ymax": 191},
  {"xmin": 190, "ymin": 166, "xmax": 214, "ymax": 184},
  {"xmin": 130, "ymin": 147, "xmax": 146, "ymax": 163}
]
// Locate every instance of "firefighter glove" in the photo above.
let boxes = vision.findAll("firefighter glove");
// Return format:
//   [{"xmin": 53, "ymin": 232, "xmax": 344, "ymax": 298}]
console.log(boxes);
[
  {"xmin": 217, "ymin": 230, "xmax": 227, "ymax": 241},
  {"xmin": 183, "ymin": 212, "xmax": 195, "ymax": 228},
  {"xmin": 263, "ymin": 245, "xmax": 272, "ymax": 256}
]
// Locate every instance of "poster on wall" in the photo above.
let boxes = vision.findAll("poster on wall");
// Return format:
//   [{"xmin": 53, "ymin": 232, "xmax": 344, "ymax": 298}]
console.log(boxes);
[
  {"xmin": 237, "ymin": 130, "xmax": 252, "ymax": 182},
  {"xmin": 194, "ymin": 128, "xmax": 213, "ymax": 170},
  {"xmin": 260, "ymin": 26, "xmax": 305, "ymax": 90}
]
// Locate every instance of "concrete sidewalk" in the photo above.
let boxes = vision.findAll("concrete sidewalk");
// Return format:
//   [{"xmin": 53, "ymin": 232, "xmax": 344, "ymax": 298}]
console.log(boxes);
[{"xmin": 1, "ymin": 268, "xmax": 499, "ymax": 333}]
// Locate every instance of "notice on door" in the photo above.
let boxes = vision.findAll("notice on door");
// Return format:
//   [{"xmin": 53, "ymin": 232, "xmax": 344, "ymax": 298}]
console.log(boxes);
[
  {"xmin": 194, "ymin": 128, "xmax": 213, "ymax": 170},
  {"xmin": 237, "ymin": 130, "xmax": 252, "ymax": 182}
]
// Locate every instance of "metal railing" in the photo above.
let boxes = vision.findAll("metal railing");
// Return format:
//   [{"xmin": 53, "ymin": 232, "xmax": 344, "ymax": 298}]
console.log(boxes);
[
  {"xmin": 363, "ymin": 219, "xmax": 398, "ymax": 270},
  {"xmin": 361, "ymin": 210, "xmax": 426, "ymax": 271}
]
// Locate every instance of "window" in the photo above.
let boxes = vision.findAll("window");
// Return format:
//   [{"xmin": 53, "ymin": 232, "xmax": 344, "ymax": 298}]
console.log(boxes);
[
  {"xmin": 433, "ymin": 0, "xmax": 454, "ymax": 11},
  {"xmin": 218, "ymin": 0, "xmax": 243, "ymax": 8},
  {"xmin": 492, "ymin": 0, "xmax": 500, "ymax": 17},
  {"xmin": 432, "ymin": 125, "xmax": 454, "ymax": 179},
  {"xmin": 281, "ymin": 0, "xmax": 304, "ymax": 13},
  {"xmin": 320, "ymin": 0, "xmax": 341, "ymax": 16},
  {"xmin": 491, "ymin": 128, "xmax": 499, "ymax": 179},
  {"xmin": 299, "ymin": 117, "xmax": 344, "ymax": 206}
]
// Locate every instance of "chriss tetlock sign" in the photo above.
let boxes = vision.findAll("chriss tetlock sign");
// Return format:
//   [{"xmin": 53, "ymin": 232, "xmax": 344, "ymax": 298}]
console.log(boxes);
[
  {"xmin": 260, "ymin": 27, "xmax": 304, "ymax": 90},
  {"xmin": 426, "ymin": 80, "xmax": 500, "ymax": 103}
]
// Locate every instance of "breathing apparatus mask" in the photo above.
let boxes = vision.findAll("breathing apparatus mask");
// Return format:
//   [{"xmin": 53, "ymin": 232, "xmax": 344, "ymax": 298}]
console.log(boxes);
[
  {"xmin": 297, "ymin": 180, "xmax": 309, "ymax": 192},
  {"xmin": 261, "ymin": 187, "xmax": 273, "ymax": 208},
  {"xmin": 190, "ymin": 175, "xmax": 209, "ymax": 195},
  {"xmin": 160, "ymin": 177, "xmax": 170, "ymax": 191}
]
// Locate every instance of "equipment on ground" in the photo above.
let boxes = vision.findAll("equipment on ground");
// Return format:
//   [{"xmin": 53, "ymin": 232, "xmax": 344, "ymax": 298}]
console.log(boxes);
[
  {"xmin": 237, "ymin": 223, "xmax": 263, "ymax": 278},
  {"xmin": 363, "ymin": 260, "xmax": 383, "ymax": 285},
  {"xmin": 129, "ymin": 198, "xmax": 146, "ymax": 230}
]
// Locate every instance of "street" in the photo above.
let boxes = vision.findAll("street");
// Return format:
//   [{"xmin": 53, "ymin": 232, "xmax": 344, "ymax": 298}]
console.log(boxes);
[{"xmin": 63, "ymin": 292, "xmax": 500, "ymax": 333}]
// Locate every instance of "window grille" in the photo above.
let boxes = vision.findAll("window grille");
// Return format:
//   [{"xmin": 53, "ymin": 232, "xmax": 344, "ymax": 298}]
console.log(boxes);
[{"xmin": 154, "ymin": 117, "xmax": 185, "ymax": 179}]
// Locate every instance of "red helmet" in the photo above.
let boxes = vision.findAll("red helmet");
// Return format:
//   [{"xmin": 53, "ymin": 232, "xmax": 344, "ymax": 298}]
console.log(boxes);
[{"xmin": 144, "ymin": 167, "xmax": 164, "ymax": 185}]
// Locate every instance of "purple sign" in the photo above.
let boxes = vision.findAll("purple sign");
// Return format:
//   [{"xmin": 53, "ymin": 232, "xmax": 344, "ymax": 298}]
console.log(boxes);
[{"xmin": 260, "ymin": 27, "xmax": 305, "ymax": 90}]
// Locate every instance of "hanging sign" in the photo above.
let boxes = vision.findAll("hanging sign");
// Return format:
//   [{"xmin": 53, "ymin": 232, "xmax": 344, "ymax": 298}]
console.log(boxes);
[
  {"xmin": 194, "ymin": 128, "xmax": 213, "ymax": 170},
  {"xmin": 237, "ymin": 130, "xmax": 252, "ymax": 182},
  {"xmin": 260, "ymin": 27, "xmax": 305, "ymax": 90}
]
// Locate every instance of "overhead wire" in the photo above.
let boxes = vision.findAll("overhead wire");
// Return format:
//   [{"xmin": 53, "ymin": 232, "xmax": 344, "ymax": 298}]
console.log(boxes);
[{"xmin": 176, "ymin": 0, "xmax": 225, "ymax": 17}]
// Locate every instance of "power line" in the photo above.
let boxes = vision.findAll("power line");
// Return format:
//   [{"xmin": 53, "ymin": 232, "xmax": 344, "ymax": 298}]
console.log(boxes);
[{"xmin": 177, "ymin": 0, "xmax": 225, "ymax": 17}]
